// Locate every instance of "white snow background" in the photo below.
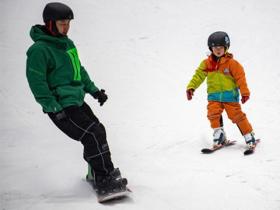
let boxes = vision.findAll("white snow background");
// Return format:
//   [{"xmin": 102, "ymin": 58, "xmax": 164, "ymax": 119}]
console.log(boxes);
[{"xmin": 1, "ymin": 0, "xmax": 280, "ymax": 209}]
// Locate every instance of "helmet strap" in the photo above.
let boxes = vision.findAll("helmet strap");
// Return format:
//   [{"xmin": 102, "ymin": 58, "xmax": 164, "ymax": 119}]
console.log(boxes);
[{"xmin": 45, "ymin": 20, "xmax": 59, "ymax": 36}]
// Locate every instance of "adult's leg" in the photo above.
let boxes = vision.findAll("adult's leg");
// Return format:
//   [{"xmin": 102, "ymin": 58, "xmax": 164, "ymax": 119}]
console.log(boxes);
[
  {"xmin": 48, "ymin": 104, "xmax": 114, "ymax": 177},
  {"xmin": 78, "ymin": 103, "xmax": 114, "ymax": 175}
]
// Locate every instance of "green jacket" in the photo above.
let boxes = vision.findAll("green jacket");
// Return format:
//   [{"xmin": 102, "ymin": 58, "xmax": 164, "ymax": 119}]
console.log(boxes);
[{"xmin": 26, "ymin": 25, "xmax": 99, "ymax": 113}]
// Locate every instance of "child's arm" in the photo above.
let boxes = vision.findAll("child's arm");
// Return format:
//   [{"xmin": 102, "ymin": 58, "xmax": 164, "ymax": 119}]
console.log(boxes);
[
  {"xmin": 187, "ymin": 60, "xmax": 207, "ymax": 91},
  {"xmin": 230, "ymin": 60, "xmax": 250, "ymax": 97}
]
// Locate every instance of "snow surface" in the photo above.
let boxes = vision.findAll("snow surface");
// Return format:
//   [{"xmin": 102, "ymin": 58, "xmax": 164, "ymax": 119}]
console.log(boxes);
[{"xmin": 1, "ymin": 0, "xmax": 280, "ymax": 209}]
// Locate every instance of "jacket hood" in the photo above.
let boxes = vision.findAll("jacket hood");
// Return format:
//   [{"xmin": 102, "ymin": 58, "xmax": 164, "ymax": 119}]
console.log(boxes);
[
  {"xmin": 29, "ymin": 25, "xmax": 72, "ymax": 49},
  {"xmin": 30, "ymin": 25, "xmax": 53, "ymax": 42}
]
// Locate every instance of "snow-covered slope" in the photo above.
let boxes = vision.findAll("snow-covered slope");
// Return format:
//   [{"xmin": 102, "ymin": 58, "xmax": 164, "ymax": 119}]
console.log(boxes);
[{"xmin": 1, "ymin": 0, "xmax": 280, "ymax": 209}]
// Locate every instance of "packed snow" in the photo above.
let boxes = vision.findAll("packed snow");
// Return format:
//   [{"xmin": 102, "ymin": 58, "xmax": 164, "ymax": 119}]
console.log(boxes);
[{"xmin": 1, "ymin": 0, "xmax": 280, "ymax": 209}]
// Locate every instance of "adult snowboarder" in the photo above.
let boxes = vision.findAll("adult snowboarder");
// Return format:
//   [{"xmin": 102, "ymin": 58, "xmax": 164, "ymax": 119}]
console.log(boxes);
[{"xmin": 26, "ymin": 2, "xmax": 128, "ymax": 198}]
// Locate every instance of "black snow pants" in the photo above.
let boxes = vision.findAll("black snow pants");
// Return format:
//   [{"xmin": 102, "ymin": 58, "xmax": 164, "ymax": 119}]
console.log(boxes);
[{"xmin": 48, "ymin": 102, "xmax": 114, "ymax": 176}]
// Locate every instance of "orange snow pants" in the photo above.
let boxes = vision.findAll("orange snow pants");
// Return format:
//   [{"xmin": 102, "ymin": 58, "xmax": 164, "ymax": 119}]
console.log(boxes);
[{"xmin": 207, "ymin": 101, "xmax": 253, "ymax": 135}]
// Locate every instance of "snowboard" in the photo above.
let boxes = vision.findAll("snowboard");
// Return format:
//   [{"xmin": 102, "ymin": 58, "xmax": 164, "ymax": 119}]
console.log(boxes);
[{"xmin": 96, "ymin": 187, "xmax": 131, "ymax": 203}]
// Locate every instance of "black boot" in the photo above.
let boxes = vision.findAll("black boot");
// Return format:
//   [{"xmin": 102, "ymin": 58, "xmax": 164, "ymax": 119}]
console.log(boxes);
[{"xmin": 95, "ymin": 170, "xmax": 128, "ymax": 196}]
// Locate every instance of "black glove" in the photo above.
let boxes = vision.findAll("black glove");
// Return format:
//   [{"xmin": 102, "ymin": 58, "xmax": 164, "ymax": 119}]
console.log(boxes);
[
  {"xmin": 54, "ymin": 110, "xmax": 67, "ymax": 121},
  {"xmin": 92, "ymin": 89, "xmax": 108, "ymax": 106}
]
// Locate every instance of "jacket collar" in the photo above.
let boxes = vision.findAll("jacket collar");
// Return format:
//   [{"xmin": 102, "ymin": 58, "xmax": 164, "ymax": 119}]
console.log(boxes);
[{"xmin": 206, "ymin": 53, "xmax": 233, "ymax": 71}]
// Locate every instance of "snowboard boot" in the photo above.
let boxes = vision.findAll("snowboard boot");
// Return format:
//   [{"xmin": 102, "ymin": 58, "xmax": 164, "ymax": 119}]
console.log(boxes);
[
  {"xmin": 244, "ymin": 132, "xmax": 256, "ymax": 149},
  {"xmin": 94, "ymin": 171, "xmax": 128, "ymax": 196},
  {"xmin": 86, "ymin": 165, "xmax": 128, "ymax": 196},
  {"xmin": 212, "ymin": 127, "xmax": 227, "ymax": 148},
  {"xmin": 86, "ymin": 165, "xmax": 123, "ymax": 182}
]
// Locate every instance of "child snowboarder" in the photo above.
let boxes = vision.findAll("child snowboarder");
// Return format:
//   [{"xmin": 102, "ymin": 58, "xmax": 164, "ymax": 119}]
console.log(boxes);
[
  {"xmin": 26, "ymin": 2, "xmax": 128, "ymax": 201},
  {"xmin": 186, "ymin": 31, "xmax": 257, "ymax": 151}
]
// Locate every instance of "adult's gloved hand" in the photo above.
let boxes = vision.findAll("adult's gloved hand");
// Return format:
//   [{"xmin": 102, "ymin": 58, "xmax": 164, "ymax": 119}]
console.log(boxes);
[
  {"xmin": 92, "ymin": 89, "xmax": 108, "ymax": 106},
  {"xmin": 186, "ymin": 89, "xmax": 194, "ymax": 100},
  {"xmin": 241, "ymin": 95, "xmax": 249, "ymax": 104}
]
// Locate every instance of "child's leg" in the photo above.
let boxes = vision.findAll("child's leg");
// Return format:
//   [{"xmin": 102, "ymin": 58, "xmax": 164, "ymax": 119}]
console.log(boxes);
[
  {"xmin": 223, "ymin": 102, "xmax": 253, "ymax": 135},
  {"xmin": 207, "ymin": 101, "xmax": 224, "ymax": 128}
]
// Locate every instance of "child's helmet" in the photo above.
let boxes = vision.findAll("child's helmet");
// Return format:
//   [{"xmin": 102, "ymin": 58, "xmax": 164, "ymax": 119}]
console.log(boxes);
[
  {"xmin": 43, "ymin": 2, "xmax": 74, "ymax": 23},
  {"xmin": 208, "ymin": 31, "xmax": 230, "ymax": 51}
]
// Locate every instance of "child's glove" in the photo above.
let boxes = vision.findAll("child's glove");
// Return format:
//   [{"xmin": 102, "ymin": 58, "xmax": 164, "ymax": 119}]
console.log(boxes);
[
  {"xmin": 91, "ymin": 89, "xmax": 108, "ymax": 106},
  {"xmin": 241, "ymin": 95, "xmax": 249, "ymax": 104},
  {"xmin": 186, "ymin": 89, "xmax": 194, "ymax": 100}
]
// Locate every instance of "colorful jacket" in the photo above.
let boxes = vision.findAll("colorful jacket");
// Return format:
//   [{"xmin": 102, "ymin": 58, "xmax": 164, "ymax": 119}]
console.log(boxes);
[
  {"xmin": 26, "ymin": 25, "xmax": 99, "ymax": 113},
  {"xmin": 187, "ymin": 53, "xmax": 250, "ymax": 102}
]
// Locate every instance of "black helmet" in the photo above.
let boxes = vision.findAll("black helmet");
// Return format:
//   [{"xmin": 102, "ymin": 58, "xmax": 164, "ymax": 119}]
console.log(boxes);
[
  {"xmin": 208, "ymin": 31, "xmax": 230, "ymax": 51},
  {"xmin": 43, "ymin": 2, "xmax": 74, "ymax": 23}
]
